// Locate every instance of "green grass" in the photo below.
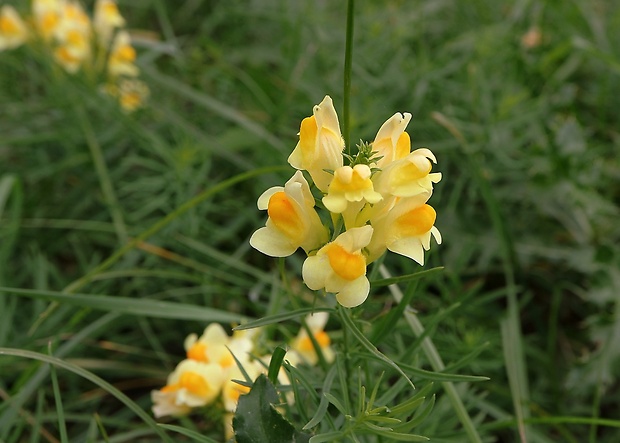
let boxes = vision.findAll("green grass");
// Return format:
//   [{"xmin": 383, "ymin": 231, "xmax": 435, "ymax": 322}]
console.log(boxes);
[{"xmin": 1, "ymin": 0, "xmax": 620, "ymax": 442}]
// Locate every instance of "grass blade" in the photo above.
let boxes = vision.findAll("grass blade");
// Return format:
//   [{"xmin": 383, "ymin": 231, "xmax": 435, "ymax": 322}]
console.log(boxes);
[
  {"xmin": 0, "ymin": 286, "xmax": 249, "ymax": 323},
  {"xmin": 0, "ymin": 347, "xmax": 173, "ymax": 442}
]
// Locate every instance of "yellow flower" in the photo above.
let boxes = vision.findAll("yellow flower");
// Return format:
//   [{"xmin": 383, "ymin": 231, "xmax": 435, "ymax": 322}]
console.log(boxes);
[
  {"xmin": 302, "ymin": 225, "xmax": 373, "ymax": 307},
  {"xmin": 250, "ymin": 171, "xmax": 328, "ymax": 257},
  {"xmin": 32, "ymin": 0, "xmax": 63, "ymax": 41},
  {"xmin": 322, "ymin": 164, "xmax": 383, "ymax": 216},
  {"xmin": 372, "ymin": 112, "xmax": 413, "ymax": 168},
  {"xmin": 367, "ymin": 193, "xmax": 442, "ymax": 265},
  {"xmin": 288, "ymin": 95, "xmax": 344, "ymax": 192},
  {"xmin": 94, "ymin": 0, "xmax": 125, "ymax": 45},
  {"xmin": 0, "ymin": 5, "xmax": 28, "ymax": 51},
  {"xmin": 107, "ymin": 30, "xmax": 138, "ymax": 77},
  {"xmin": 290, "ymin": 312, "xmax": 334, "ymax": 365},
  {"xmin": 184, "ymin": 323, "xmax": 255, "ymax": 369},
  {"xmin": 374, "ymin": 148, "xmax": 442, "ymax": 198},
  {"xmin": 151, "ymin": 359, "xmax": 225, "ymax": 417}
]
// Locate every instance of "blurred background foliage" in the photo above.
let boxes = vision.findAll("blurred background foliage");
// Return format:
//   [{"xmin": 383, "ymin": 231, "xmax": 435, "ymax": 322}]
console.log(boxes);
[{"xmin": 1, "ymin": 0, "xmax": 619, "ymax": 441}]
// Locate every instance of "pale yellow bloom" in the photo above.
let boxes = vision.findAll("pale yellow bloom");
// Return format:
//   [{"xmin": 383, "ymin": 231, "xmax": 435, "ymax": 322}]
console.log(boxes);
[
  {"xmin": 373, "ymin": 148, "xmax": 442, "ymax": 198},
  {"xmin": 184, "ymin": 323, "xmax": 255, "ymax": 369},
  {"xmin": 107, "ymin": 30, "xmax": 138, "ymax": 76},
  {"xmin": 151, "ymin": 359, "xmax": 225, "ymax": 417},
  {"xmin": 367, "ymin": 193, "xmax": 442, "ymax": 265},
  {"xmin": 288, "ymin": 95, "xmax": 344, "ymax": 192},
  {"xmin": 322, "ymin": 164, "xmax": 382, "ymax": 214},
  {"xmin": 53, "ymin": 1, "xmax": 91, "ymax": 73},
  {"xmin": 250, "ymin": 171, "xmax": 328, "ymax": 257},
  {"xmin": 93, "ymin": 0, "xmax": 124, "ymax": 44},
  {"xmin": 0, "ymin": 6, "xmax": 28, "ymax": 51},
  {"xmin": 372, "ymin": 112, "xmax": 413, "ymax": 168},
  {"xmin": 302, "ymin": 225, "xmax": 373, "ymax": 307},
  {"xmin": 290, "ymin": 312, "xmax": 334, "ymax": 365},
  {"xmin": 32, "ymin": 0, "xmax": 63, "ymax": 41}
]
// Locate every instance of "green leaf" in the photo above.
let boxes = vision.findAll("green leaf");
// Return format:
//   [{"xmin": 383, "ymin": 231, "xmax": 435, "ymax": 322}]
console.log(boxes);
[
  {"xmin": 234, "ymin": 307, "xmax": 334, "ymax": 331},
  {"xmin": 0, "ymin": 347, "xmax": 173, "ymax": 442},
  {"xmin": 268, "ymin": 347, "xmax": 287, "ymax": 385},
  {"xmin": 0, "ymin": 286, "xmax": 248, "ymax": 323},
  {"xmin": 309, "ymin": 431, "xmax": 345, "ymax": 443},
  {"xmin": 338, "ymin": 306, "xmax": 414, "ymax": 389},
  {"xmin": 157, "ymin": 424, "xmax": 220, "ymax": 443},
  {"xmin": 233, "ymin": 374, "xmax": 310, "ymax": 443},
  {"xmin": 302, "ymin": 365, "xmax": 337, "ymax": 430}
]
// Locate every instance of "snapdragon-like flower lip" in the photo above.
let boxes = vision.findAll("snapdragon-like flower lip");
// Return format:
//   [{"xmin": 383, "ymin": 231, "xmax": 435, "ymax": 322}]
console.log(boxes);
[
  {"xmin": 302, "ymin": 225, "xmax": 373, "ymax": 308},
  {"xmin": 250, "ymin": 171, "xmax": 327, "ymax": 257}
]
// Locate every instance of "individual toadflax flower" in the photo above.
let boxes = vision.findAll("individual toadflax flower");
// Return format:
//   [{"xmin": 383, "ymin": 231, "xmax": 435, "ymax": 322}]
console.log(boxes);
[
  {"xmin": 250, "ymin": 170, "xmax": 328, "ymax": 257},
  {"xmin": 322, "ymin": 164, "xmax": 383, "ymax": 218},
  {"xmin": 32, "ymin": 0, "xmax": 63, "ymax": 42},
  {"xmin": 288, "ymin": 95, "xmax": 344, "ymax": 192},
  {"xmin": 366, "ymin": 192, "xmax": 442, "ymax": 265},
  {"xmin": 93, "ymin": 0, "xmax": 124, "ymax": 45},
  {"xmin": 52, "ymin": 1, "xmax": 92, "ymax": 73},
  {"xmin": 0, "ymin": 5, "xmax": 29, "ymax": 51},
  {"xmin": 107, "ymin": 29, "xmax": 138, "ymax": 77},
  {"xmin": 151, "ymin": 359, "xmax": 225, "ymax": 418},
  {"xmin": 373, "ymin": 148, "xmax": 442, "ymax": 198},
  {"xmin": 302, "ymin": 225, "xmax": 373, "ymax": 308},
  {"xmin": 184, "ymin": 323, "xmax": 255, "ymax": 369},
  {"xmin": 290, "ymin": 312, "xmax": 334, "ymax": 365},
  {"xmin": 372, "ymin": 112, "xmax": 413, "ymax": 168},
  {"xmin": 103, "ymin": 78, "xmax": 150, "ymax": 112}
]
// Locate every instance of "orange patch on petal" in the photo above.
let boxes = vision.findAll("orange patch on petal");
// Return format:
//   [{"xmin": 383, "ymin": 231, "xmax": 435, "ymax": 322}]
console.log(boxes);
[
  {"xmin": 160, "ymin": 383, "xmax": 179, "ymax": 393},
  {"xmin": 326, "ymin": 243, "xmax": 366, "ymax": 281},
  {"xmin": 395, "ymin": 132, "xmax": 411, "ymax": 160},
  {"xmin": 179, "ymin": 371, "xmax": 211, "ymax": 397},
  {"xmin": 267, "ymin": 191, "xmax": 304, "ymax": 241},
  {"xmin": 0, "ymin": 16, "xmax": 18, "ymax": 34},
  {"xmin": 187, "ymin": 342, "xmax": 209, "ymax": 362},
  {"xmin": 116, "ymin": 44, "xmax": 136, "ymax": 62},
  {"xmin": 298, "ymin": 330, "xmax": 331, "ymax": 351},
  {"xmin": 299, "ymin": 116, "xmax": 317, "ymax": 162},
  {"xmin": 394, "ymin": 204, "xmax": 436, "ymax": 237}
]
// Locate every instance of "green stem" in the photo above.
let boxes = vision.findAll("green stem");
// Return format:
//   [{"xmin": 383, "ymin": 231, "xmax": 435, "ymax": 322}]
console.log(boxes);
[
  {"xmin": 379, "ymin": 265, "xmax": 483, "ymax": 443},
  {"xmin": 343, "ymin": 0, "xmax": 354, "ymax": 153},
  {"xmin": 76, "ymin": 106, "xmax": 128, "ymax": 245}
]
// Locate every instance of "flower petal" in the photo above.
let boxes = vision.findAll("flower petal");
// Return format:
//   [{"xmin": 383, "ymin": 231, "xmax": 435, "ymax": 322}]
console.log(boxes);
[
  {"xmin": 336, "ymin": 276, "xmax": 370, "ymax": 308},
  {"xmin": 302, "ymin": 255, "xmax": 329, "ymax": 290},
  {"xmin": 249, "ymin": 226, "xmax": 298, "ymax": 257}
]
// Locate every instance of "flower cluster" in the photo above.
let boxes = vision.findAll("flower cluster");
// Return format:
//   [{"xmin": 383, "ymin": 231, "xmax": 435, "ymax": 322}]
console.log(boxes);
[
  {"xmin": 0, "ymin": 0, "xmax": 148, "ymax": 111},
  {"xmin": 251, "ymin": 96, "xmax": 442, "ymax": 307},
  {"xmin": 152, "ymin": 314, "xmax": 333, "ymax": 437}
]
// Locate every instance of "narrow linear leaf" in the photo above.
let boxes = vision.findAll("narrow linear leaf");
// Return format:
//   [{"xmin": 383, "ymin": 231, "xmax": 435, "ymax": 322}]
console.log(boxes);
[
  {"xmin": 338, "ymin": 307, "xmax": 414, "ymax": 389},
  {"xmin": 351, "ymin": 352, "xmax": 490, "ymax": 382},
  {"xmin": 157, "ymin": 424, "xmax": 220, "ymax": 443},
  {"xmin": 234, "ymin": 307, "xmax": 334, "ymax": 331},
  {"xmin": 303, "ymin": 365, "xmax": 337, "ymax": 430},
  {"xmin": 309, "ymin": 431, "xmax": 345, "ymax": 443},
  {"xmin": 267, "ymin": 347, "xmax": 287, "ymax": 385},
  {"xmin": 0, "ymin": 286, "xmax": 248, "ymax": 323},
  {"xmin": 0, "ymin": 348, "xmax": 173, "ymax": 442}
]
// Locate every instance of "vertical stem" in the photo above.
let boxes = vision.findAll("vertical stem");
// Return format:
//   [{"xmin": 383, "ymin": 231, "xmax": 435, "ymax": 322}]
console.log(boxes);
[{"xmin": 343, "ymin": 0, "xmax": 355, "ymax": 154}]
